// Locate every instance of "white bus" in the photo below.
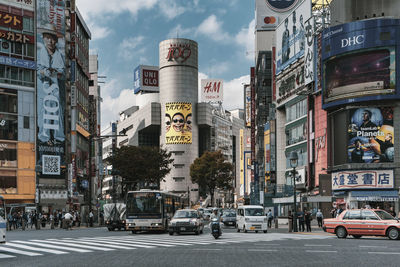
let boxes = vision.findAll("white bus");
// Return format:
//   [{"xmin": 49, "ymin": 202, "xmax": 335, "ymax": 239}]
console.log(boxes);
[{"xmin": 125, "ymin": 190, "xmax": 184, "ymax": 233}]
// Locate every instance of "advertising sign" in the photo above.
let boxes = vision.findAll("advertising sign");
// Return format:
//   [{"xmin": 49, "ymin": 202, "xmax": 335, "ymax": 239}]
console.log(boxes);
[
  {"xmin": 36, "ymin": 0, "xmax": 66, "ymax": 178},
  {"xmin": 322, "ymin": 19, "xmax": 400, "ymax": 108},
  {"xmin": 264, "ymin": 123, "xmax": 271, "ymax": 182},
  {"xmin": 1, "ymin": 0, "xmax": 34, "ymax": 10},
  {"xmin": 275, "ymin": 0, "xmax": 311, "ymax": 75},
  {"xmin": 0, "ymin": 55, "xmax": 36, "ymax": 70},
  {"xmin": 200, "ymin": 79, "xmax": 223, "ymax": 102},
  {"xmin": 133, "ymin": 65, "xmax": 159, "ymax": 94},
  {"xmin": 256, "ymin": 0, "xmax": 299, "ymax": 30},
  {"xmin": 244, "ymin": 84, "xmax": 251, "ymax": 127},
  {"xmin": 240, "ymin": 129, "xmax": 244, "ymax": 196},
  {"xmin": 348, "ymin": 107, "xmax": 394, "ymax": 164},
  {"xmin": 276, "ymin": 65, "xmax": 304, "ymax": 104},
  {"xmin": 304, "ymin": 17, "xmax": 314, "ymax": 85},
  {"xmin": 332, "ymin": 169, "xmax": 394, "ymax": 190},
  {"xmin": 165, "ymin": 102, "xmax": 192, "ymax": 144}
]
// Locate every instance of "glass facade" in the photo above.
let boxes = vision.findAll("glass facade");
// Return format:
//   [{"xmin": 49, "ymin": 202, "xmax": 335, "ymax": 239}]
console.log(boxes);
[
  {"xmin": 212, "ymin": 115, "xmax": 233, "ymax": 161},
  {"xmin": 286, "ymin": 98, "xmax": 307, "ymax": 123}
]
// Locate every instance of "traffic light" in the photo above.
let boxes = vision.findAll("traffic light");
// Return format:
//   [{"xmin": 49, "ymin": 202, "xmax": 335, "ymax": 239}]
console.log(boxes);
[{"xmin": 264, "ymin": 16, "xmax": 277, "ymax": 24}]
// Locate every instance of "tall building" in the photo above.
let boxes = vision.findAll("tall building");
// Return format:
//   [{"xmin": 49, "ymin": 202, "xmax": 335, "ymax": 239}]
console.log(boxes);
[{"xmin": 0, "ymin": 0, "xmax": 36, "ymax": 206}]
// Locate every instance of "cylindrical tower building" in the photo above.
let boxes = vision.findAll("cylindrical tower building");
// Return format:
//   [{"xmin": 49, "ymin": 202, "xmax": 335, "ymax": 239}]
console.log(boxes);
[{"xmin": 159, "ymin": 38, "xmax": 199, "ymax": 203}]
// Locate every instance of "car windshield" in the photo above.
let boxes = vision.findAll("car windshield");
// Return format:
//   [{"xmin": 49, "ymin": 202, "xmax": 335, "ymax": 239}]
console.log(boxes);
[
  {"xmin": 375, "ymin": 210, "xmax": 395, "ymax": 220},
  {"xmin": 223, "ymin": 211, "xmax": 236, "ymax": 217},
  {"xmin": 174, "ymin": 210, "xmax": 197, "ymax": 218},
  {"xmin": 245, "ymin": 208, "xmax": 265, "ymax": 216}
]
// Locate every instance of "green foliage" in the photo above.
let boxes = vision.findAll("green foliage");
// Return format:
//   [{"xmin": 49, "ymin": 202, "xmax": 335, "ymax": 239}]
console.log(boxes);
[
  {"xmin": 190, "ymin": 150, "xmax": 234, "ymax": 205},
  {"xmin": 106, "ymin": 146, "xmax": 174, "ymax": 194}
]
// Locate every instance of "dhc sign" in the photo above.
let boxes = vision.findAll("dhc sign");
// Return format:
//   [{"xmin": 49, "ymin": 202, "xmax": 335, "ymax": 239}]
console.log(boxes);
[{"xmin": 341, "ymin": 35, "xmax": 365, "ymax": 48}]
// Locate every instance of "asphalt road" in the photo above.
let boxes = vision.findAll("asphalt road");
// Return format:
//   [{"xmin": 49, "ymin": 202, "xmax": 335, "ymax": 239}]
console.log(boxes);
[{"xmin": 3, "ymin": 225, "xmax": 400, "ymax": 267}]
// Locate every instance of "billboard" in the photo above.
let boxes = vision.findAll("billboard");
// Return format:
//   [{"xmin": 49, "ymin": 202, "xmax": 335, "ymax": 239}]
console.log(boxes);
[
  {"xmin": 200, "ymin": 79, "xmax": 223, "ymax": 102},
  {"xmin": 1, "ymin": 0, "xmax": 34, "ymax": 10},
  {"xmin": 133, "ymin": 65, "xmax": 159, "ymax": 94},
  {"xmin": 348, "ymin": 107, "xmax": 394, "ymax": 163},
  {"xmin": 264, "ymin": 123, "xmax": 271, "ymax": 182},
  {"xmin": 322, "ymin": 19, "xmax": 400, "ymax": 108},
  {"xmin": 255, "ymin": 0, "xmax": 299, "ymax": 30},
  {"xmin": 165, "ymin": 102, "xmax": 192, "ymax": 144},
  {"xmin": 332, "ymin": 169, "xmax": 394, "ymax": 190},
  {"xmin": 244, "ymin": 84, "xmax": 251, "ymax": 127},
  {"xmin": 275, "ymin": 0, "xmax": 311, "ymax": 75},
  {"xmin": 276, "ymin": 64, "xmax": 304, "ymax": 104},
  {"xmin": 36, "ymin": 0, "xmax": 66, "ymax": 178},
  {"xmin": 324, "ymin": 47, "xmax": 395, "ymax": 104},
  {"xmin": 304, "ymin": 17, "xmax": 314, "ymax": 85}
]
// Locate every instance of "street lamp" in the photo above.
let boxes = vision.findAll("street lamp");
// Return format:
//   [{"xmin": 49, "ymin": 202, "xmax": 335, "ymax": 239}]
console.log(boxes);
[{"xmin": 289, "ymin": 151, "xmax": 298, "ymax": 232}]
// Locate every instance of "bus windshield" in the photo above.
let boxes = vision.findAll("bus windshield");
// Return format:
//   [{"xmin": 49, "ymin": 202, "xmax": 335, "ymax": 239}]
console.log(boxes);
[{"xmin": 126, "ymin": 192, "xmax": 161, "ymax": 216}]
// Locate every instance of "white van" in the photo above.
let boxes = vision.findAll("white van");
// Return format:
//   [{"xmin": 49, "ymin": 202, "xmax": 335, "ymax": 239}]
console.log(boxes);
[{"xmin": 236, "ymin": 205, "xmax": 268, "ymax": 233}]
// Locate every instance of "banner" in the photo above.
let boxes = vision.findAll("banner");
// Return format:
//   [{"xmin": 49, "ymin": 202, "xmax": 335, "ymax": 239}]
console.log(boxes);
[
  {"xmin": 348, "ymin": 107, "xmax": 394, "ymax": 163},
  {"xmin": 304, "ymin": 17, "xmax": 314, "ymax": 85},
  {"xmin": 36, "ymin": 0, "xmax": 66, "ymax": 178},
  {"xmin": 165, "ymin": 102, "xmax": 192, "ymax": 144},
  {"xmin": 332, "ymin": 170, "xmax": 394, "ymax": 190},
  {"xmin": 244, "ymin": 85, "xmax": 251, "ymax": 127},
  {"xmin": 200, "ymin": 79, "xmax": 223, "ymax": 102}
]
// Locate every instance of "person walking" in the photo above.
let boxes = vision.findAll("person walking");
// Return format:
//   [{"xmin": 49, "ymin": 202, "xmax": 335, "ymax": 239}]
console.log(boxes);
[
  {"xmin": 89, "ymin": 210, "xmax": 94, "ymax": 227},
  {"xmin": 297, "ymin": 208, "xmax": 305, "ymax": 232},
  {"xmin": 305, "ymin": 209, "xmax": 312, "ymax": 232},
  {"xmin": 64, "ymin": 211, "xmax": 73, "ymax": 230},
  {"xmin": 267, "ymin": 209, "xmax": 273, "ymax": 228},
  {"xmin": 316, "ymin": 209, "xmax": 323, "ymax": 228}
]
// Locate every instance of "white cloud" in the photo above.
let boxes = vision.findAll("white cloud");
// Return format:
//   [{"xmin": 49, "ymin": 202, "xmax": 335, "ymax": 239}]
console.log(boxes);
[
  {"xmin": 167, "ymin": 24, "xmax": 195, "ymax": 39},
  {"xmin": 196, "ymin": 15, "xmax": 231, "ymax": 42},
  {"xmin": 88, "ymin": 24, "xmax": 112, "ymax": 40},
  {"xmin": 158, "ymin": 0, "xmax": 186, "ymax": 20},
  {"xmin": 235, "ymin": 19, "xmax": 255, "ymax": 61},
  {"xmin": 223, "ymin": 75, "xmax": 250, "ymax": 110},
  {"xmin": 101, "ymin": 88, "xmax": 137, "ymax": 127},
  {"xmin": 118, "ymin": 36, "xmax": 146, "ymax": 60}
]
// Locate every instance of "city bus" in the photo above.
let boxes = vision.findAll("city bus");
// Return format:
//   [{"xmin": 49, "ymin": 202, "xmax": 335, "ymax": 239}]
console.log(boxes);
[
  {"xmin": 125, "ymin": 189, "xmax": 184, "ymax": 233},
  {"xmin": 0, "ymin": 195, "xmax": 6, "ymax": 243}
]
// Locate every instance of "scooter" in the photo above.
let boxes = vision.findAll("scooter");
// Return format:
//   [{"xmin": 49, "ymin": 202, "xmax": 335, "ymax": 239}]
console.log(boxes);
[{"xmin": 210, "ymin": 218, "xmax": 221, "ymax": 239}]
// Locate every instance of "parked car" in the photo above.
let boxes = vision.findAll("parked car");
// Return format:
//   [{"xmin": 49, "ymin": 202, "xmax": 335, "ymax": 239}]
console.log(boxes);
[
  {"xmin": 169, "ymin": 209, "xmax": 204, "ymax": 235},
  {"xmin": 236, "ymin": 205, "xmax": 268, "ymax": 233},
  {"xmin": 222, "ymin": 210, "xmax": 236, "ymax": 226},
  {"xmin": 323, "ymin": 209, "xmax": 400, "ymax": 240}
]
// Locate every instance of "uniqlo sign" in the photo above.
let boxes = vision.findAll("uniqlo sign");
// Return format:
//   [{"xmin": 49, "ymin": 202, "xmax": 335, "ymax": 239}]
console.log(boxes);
[{"xmin": 133, "ymin": 65, "xmax": 159, "ymax": 94}]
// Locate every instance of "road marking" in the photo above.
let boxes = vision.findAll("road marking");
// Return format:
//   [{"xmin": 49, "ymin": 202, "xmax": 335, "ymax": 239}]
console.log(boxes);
[
  {"xmin": 13, "ymin": 240, "xmax": 92, "ymax": 253},
  {"xmin": 87, "ymin": 237, "xmax": 175, "ymax": 247},
  {"xmin": 0, "ymin": 246, "xmax": 42, "ymax": 256},
  {"xmin": 0, "ymin": 253, "xmax": 15, "ymax": 259},
  {"xmin": 248, "ymin": 249, "xmax": 278, "ymax": 252},
  {"xmin": 4, "ymin": 243, "xmax": 68, "ymax": 255},
  {"xmin": 33, "ymin": 240, "xmax": 114, "ymax": 251},
  {"xmin": 360, "ymin": 246, "xmax": 387, "ymax": 248},
  {"xmin": 304, "ymin": 244, "xmax": 332, "ymax": 247},
  {"xmin": 368, "ymin": 252, "xmax": 400, "ymax": 255},
  {"xmin": 61, "ymin": 239, "xmax": 135, "ymax": 250},
  {"xmin": 77, "ymin": 238, "xmax": 155, "ymax": 249},
  {"xmin": 192, "ymin": 248, "xmax": 222, "ymax": 251},
  {"xmin": 306, "ymin": 250, "xmax": 337, "ymax": 253}
]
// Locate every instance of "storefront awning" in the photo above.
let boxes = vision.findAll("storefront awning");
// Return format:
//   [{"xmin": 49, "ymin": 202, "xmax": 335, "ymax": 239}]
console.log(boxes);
[{"xmin": 351, "ymin": 190, "xmax": 399, "ymax": 201}]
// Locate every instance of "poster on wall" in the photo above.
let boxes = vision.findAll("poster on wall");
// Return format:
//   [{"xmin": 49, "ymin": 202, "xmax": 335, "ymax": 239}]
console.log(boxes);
[
  {"xmin": 36, "ymin": 0, "xmax": 66, "ymax": 177},
  {"xmin": 165, "ymin": 102, "xmax": 192, "ymax": 144},
  {"xmin": 348, "ymin": 107, "xmax": 394, "ymax": 163},
  {"xmin": 275, "ymin": 0, "xmax": 311, "ymax": 74}
]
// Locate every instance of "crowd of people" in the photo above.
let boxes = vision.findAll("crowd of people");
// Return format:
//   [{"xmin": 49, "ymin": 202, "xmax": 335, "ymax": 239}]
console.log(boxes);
[{"xmin": 6, "ymin": 209, "xmax": 95, "ymax": 230}]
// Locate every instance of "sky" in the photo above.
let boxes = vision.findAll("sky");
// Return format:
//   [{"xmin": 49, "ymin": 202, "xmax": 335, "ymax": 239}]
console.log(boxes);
[{"xmin": 76, "ymin": 0, "xmax": 255, "ymax": 129}]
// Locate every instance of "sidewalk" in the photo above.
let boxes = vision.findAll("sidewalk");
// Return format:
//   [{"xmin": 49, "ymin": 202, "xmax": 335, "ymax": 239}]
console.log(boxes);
[{"xmin": 266, "ymin": 220, "xmax": 326, "ymax": 234}]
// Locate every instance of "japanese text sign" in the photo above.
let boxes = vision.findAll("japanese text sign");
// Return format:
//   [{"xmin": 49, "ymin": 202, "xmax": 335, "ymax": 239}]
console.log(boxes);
[
  {"xmin": 165, "ymin": 102, "xmax": 192, "ymax": 144},
  {"xmin": 0, "ymin": 11, "xmax": 22, "ymax": 30},
  {"xmin": 332, "ymin": 169, "xmax": 394, "ymax": 190}
]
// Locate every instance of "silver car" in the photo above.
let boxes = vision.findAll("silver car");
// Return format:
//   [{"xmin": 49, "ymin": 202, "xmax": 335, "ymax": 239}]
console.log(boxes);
[
  {"xmin": 222, "ymin": 210, "xmax": 237, "ymax": 226},
  {"xmin": 169, "ymin": 209, "xmax": 204, "ymax": 235}
]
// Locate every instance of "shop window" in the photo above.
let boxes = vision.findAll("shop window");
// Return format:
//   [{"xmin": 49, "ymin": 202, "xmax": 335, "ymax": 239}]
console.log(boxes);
[
  {"xmin": 0, "ymin": 172, "xmax": 17, "ymax": 194},
  {"xmin": 0, "ymin": 142, "xmax": 17, "ymax": 167},
  {"xmin": 0, "ymin": 114, "xmax": 17, "ymax": 140}
]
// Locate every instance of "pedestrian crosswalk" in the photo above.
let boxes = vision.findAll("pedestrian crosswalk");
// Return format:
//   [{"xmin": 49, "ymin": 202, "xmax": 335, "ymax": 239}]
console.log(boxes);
[{"xmin": 0, "ymin": 233, "xmax": 331, "ymax": 260}]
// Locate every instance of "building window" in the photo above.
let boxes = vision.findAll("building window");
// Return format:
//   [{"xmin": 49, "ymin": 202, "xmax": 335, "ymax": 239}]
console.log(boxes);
[
  {"xmin": 0, "ymin": 114, "xmax": 18, "ymax": 140},
  {"xmin": 286, "ymin": 98, "xmax": 307, "ymax": 123},
  {"xmin": 0, "ymin": 89, "xmax": 17, "ymax": 113},
  {"xmin": 0, "ymin": 65, "xmax": 34, "ymax": 87},
  {"xmin": 173, "ymin": 164, "xmax": 184, "ymax": 168},
  {"xmin": 23, "ymin": 116, "xmax": 29, "ymax": 129},
  {"xmin": 0, "ymin": 170, "xmax": 17, "ymax": 194},
  {"xmin": 173, "ymin": 177, "xmax": 185, "ymax": 182},
  {"xmin": 119, "ymin": 139, "xmax": 128, "ymax": 146},
  {"xmin": 172, "ymin": 151, "xmax": 184, "ymax": 156},
  {"xmin": 0, "ymin": 142, "xmax": 17, "ymax": 168}
]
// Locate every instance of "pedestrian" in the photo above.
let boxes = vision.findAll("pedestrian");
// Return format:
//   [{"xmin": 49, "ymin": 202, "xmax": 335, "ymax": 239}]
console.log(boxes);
[
  {"xmin": 64, "ymin": 211, "xmax": 73, "ymax": 230},
  {"xmin": 389, "ymin": 207, "xmax": 396, "ymax": 218},
  {"xmin": 288, "ymin": 210, "xmax": 293, "ymax": 233},
  {"xmin": 304, "ymin": 209, "xmax": 312, "ymax": 232},
  {"xmin": 297, "ymin": 208, "xmax": 305, "ymax": 232},
  {"xmin": 330, "ymin": 208, "xmax": 336, "ymax": 218},
  {"xmin": 316, "ymin": 209, "xmax": 323, "ymax": 228},
  {"xmin": 267, "ymin": 209, "xmax": 273, "ymax": 228},
  {"xmin": 89, "ymin": 210, "xmax": 94, "ymax": 227}
]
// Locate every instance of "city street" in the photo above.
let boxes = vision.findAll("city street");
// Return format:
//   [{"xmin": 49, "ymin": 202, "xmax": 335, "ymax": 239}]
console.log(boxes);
[{"xmin": 2, "ymin": 226, "xmax": 400, "ymax": 267}]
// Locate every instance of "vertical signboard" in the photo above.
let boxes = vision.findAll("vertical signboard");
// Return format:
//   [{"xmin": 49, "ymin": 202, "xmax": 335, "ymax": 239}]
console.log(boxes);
[
  {"xmin": 200, "ymin": 79, "xmax": 223, "ymax": 102},
  {"xmin": 165, "ymin": 102, "xmax": 192, "ymax": 144},
  {"xmin": 240, "ymin": 129, "xmax": 244, "ymax": 196},
  {"xmin": 264, "ymin": 123, "xmax": 271, "ymax": 183},
  {"xmin": 250, "ymin": 67, "xmax": 256, "ymax": 197},
  {"xmin": 36, "ymin": 0, "xmax": 66, "ymax": 178},
  {"xmin": 244, "ymin": 84, "xmax": 251, "ymax": 127},
  {"xmin": 304, "ymin": 17, "xmax": 314, "ymax": 85},
  {"xmin": 275, "ymin": 0, "xmax": 311, "ymax": 74}
]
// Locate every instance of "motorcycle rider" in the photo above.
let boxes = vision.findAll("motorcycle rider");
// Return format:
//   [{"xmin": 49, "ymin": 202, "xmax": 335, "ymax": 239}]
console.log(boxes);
[{"xmin": 210, "ymin": 208, "xmax": 221, "ymax": 236}]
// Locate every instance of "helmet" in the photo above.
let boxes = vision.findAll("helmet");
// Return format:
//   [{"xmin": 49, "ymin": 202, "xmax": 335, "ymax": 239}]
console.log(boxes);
[{"xmin": 213, "ymin": 208, "xmax": 218, "ymax": 212}]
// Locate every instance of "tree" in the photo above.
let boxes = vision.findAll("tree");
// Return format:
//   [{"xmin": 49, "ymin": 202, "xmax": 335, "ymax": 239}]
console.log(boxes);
[
  {"xmin": 106, "ymin": 146, "xmax": 174, "ymax": 198},
  {"xmin": 190, "ymin": 150, "xmax": 234, "ymax": 206}
]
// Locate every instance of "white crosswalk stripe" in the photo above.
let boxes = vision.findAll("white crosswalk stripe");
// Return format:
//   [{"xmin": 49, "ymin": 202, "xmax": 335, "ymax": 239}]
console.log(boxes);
[{"xmin": 0, "ymin": 232, "xmax": 332, "ymax": 260}]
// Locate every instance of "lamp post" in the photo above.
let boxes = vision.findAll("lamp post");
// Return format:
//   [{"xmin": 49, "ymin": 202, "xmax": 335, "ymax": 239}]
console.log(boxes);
[{"xmin": 289, "ymin": 151, "xmax": 298, "ymax": 232}]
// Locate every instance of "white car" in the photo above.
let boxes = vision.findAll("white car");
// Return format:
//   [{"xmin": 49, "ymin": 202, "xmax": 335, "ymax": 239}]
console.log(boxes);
[
  {"xmin": 169, "ymin": 209, "xmax": 204, "ymax": 235},
  {"xmin": 236, "ymin": 205, "xmax": 268, "ymax": 233}
]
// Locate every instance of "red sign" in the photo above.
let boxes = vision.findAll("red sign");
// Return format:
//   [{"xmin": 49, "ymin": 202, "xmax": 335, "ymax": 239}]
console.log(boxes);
[
  {"xmin": 142, "ymin": 69, "xmax": 158, "ymax": 87},
  {"xmin": 166, "ymin": 43, "xmax": 191, "ymax": 63},
  {"xmin": 0, "ymin": 29, "xmax": 33, "ymax": 43},
  {"xmin": 0, "ymin": 11, "xmax": 22, "ymax": 30}
]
